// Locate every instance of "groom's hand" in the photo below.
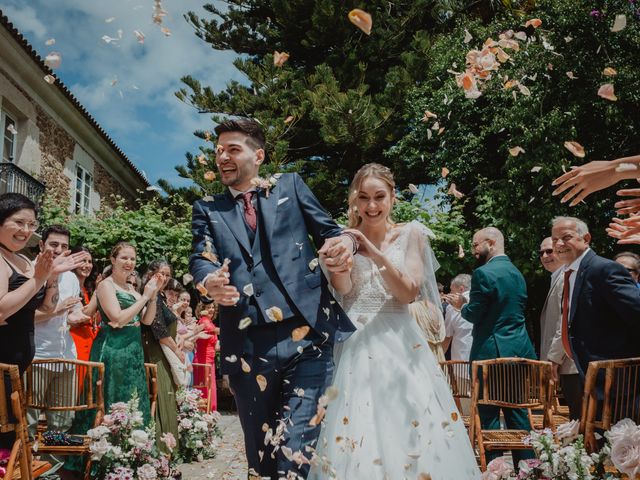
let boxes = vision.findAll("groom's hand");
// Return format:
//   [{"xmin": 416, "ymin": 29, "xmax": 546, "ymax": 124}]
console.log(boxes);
[
  {"xmin": 319, "ymin": 237, "xmax": 353, "ymax": 274},
  {"xmin": 204, "ymin": 263, "xmax": 240, "ymax": 306}
]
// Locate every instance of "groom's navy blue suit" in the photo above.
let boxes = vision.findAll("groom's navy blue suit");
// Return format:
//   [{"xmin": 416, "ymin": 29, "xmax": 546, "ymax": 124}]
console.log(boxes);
[{"xmin": 190, "ymin": 173, "xmax": 355, "ymax": 478}]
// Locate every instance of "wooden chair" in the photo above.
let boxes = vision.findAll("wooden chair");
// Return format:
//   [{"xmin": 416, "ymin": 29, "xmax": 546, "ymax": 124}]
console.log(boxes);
[
  {"xmin": 439, "ymin": 360, "xmax": 473, "ymax": 439},
  {"xmin": 530, "ymin": 382, "xmax": 571, "ymax": 430},
  {"xmin": 144, "ymin": 363, "xmax": 158, "ymax": 417},
  {"xmin": 191, "ymin": 363, "xmax": 213, "ymax": 413},
  {"xmin": 24, "ymin": 359, "xmax": 105, "ymax": 480},
  {"xmin": 580, "ymin": 357, "xmax": 640, "ymax": 452},
  {"xmin": 0, "ymin": 363, "xmax": 51, "ymax": 480},
  {"xmin": 471, "ymin": 358, "xmax": 554, "ymax": 471}
]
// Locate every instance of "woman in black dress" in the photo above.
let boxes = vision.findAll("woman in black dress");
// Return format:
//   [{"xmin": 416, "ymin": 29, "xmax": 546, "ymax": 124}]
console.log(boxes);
[{"xmin": 0, "ymin": 193, "xmax": 87, "ymax": 450}]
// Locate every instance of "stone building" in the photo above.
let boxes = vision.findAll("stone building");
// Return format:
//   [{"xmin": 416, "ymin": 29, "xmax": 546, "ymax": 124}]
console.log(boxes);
[{"xmin": 0, "ymin": 10, "xmax": 148, "ymax": 215}]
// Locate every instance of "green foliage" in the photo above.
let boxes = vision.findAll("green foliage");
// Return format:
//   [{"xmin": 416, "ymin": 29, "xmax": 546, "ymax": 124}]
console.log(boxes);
[
  {"xmin": 391, "ymin": 0, "xmax": 640, "ymax": 280},
  {"xmin": 39, "ymin": 195, "xmax": 192, "ymax": 278}
]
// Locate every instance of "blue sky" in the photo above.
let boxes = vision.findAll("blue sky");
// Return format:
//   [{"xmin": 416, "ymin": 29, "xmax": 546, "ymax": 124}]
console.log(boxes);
[{"xmin": 0, "ymin": 0, "xmax": 242, "ymax": 187}]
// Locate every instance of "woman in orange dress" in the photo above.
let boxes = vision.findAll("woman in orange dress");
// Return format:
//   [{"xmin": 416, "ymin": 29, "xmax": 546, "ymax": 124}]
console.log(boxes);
[{"xmin": 69, "ymin": 247, "xmax": 99, "ymax": 375}]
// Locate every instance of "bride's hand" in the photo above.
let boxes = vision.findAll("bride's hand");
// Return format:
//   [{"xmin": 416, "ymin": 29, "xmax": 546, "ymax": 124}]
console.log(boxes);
[{"xmin": 344, "ymin": 229, "xmax": 381, "ymax": 260}]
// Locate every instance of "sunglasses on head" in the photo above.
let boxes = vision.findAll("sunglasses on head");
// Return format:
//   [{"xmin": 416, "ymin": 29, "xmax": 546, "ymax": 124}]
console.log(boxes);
[{"xmin": 538, "ymin": 249, "xmax": 554, "ymax": 257}]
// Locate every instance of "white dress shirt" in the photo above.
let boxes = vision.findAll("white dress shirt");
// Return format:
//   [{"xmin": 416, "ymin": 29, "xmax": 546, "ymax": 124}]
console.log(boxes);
[
  {"xmin": 34, "ymin": 271, "xmax": 80, "ymax": 360},
  {"xmin": 444, "ymin": 290, "xmax": 473, "ymax": 362}
]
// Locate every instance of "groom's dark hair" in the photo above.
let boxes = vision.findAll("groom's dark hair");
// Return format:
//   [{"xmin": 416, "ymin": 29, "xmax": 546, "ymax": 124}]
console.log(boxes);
[{"xmin": 214, "ymin": 117, "xmax": 266, "ymax": 152}]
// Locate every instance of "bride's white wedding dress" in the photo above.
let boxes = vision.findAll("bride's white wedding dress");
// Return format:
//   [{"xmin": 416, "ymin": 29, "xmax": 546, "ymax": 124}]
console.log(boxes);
[{"xmin": 310, "ymin": 221, "xmax": 480, "ymax": 480}]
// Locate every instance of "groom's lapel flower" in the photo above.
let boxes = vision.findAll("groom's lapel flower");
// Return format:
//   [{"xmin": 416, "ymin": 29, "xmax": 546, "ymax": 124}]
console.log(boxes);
[{"xmin": 250, "ymin": 173, "xmax": 281, "ymax": 198}]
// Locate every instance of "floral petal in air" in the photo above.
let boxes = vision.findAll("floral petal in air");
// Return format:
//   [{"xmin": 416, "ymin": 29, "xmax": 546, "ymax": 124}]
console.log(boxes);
[
  {"xmin": 448, "ymin": 183, "xmax": 464, "ymax": 199},
  {"xmin": 134, "ymin": 30, "xmax": 145, "ymax": 44},
  {"xmin": 603, "ymin": 67, "xmax": 617, "ymax": 77},
  {"xmin": 611, "ymin": 14, "xmax": 627, "ymax": 32},
  {"xmin": 204, "ymin": 171, "xmax": 216, "ymax": 181},
  {"xmin": 598, "ymin": 83, "xmax": 617, "ymax": 101},
  {"xmin": 441, "ymin": 167, "xmax": 450, "ymax": 178},
  {"xmin": 348, "ymin": 9, "xmax": 372, "ymax": 35},
  {"xmin": 524, "ymin": 18, "xmax": 542, "ymax": 29},
  {"xmin": 45, "ymin": 52, "xmax": 62, "ymax": 69},
  {"xmin": 256, "ymin": 375, "xmax": 267, "ymax": 392},
  {"xmin": 509, "ymin": 146, "xmax": 525, "ymax": 157},
  {"xmin": 408, "ymin": 184, "xmax": 419, "ymax": 194},
  {"xmin": 273, "ymin": 51, "xmax": 290, "ymax": 67}
]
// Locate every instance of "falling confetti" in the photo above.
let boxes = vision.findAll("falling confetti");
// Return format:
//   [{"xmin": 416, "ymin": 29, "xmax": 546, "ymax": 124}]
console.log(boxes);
[
  {"xmin": 408, "ymin": 184, "xmax": 419, "ymax": 194},
  {"xmin": 291, "ymin": 325, "xmax": 310, "ymax": 342},
  {"xmin": 273, "ymin": 51, "xmax": 290, "ymax": 67},
  {"xmin": 105, "ymin": 17, "xmax": 116, "ymax": 23},
  {"xmin": 44, "ymin": 52, "xmax": 62, "ymax": 69},
  {"xmin": 243, "ymin": 284, "xmax": 254, "ymax": 297},
  {"xmin": 152, "ymin": 0, "xmax": 167, "ymax": 25},
  {"xmin": 348, "ymin": 8, "xmax": 372, "ymax": 35},
  {"xmin": 308, "ymin": 258, "xmax": 319, "ymax": 271},
  {"xmin": 134, "ymin": 30, "xmax": 145, "ymax": 44},
  {"xmin": 458, "ymin": 244, "xmax": 465, "ymax": 259},
  {"xmin": 598, "ymin": 83, "xmax": 617, "ymax": 101},
  {"xmin": 509, "ymin": 146, "xmax": 525, "ymax": 157},
  {"xmin": 611, "ymin": 14, "xmax": 627, "ymax": 32},
  {"xmin": 422, "ymin": 110, "xmax": 437, "ymax": 121},
  {"xmin": 441, "ymin": 167, "xmax": 450, "ymax": 178},
  {"xmin": 284, "ymin": 115, "xmax": 294, "ymax": 124},
  {"xmin": 6, "ymin": 124, "xmax": 17, "ymax": 135},
  {"xmin": 256, "ymin": 374, "xmax": 267, "ymax": 392},
  {"xmin": 238, "ymin": 317, "xmax": 252, "ymax": 330},
  {"xmin": 241, "ymin": 358, "xmax": 251, "ymax": 373},
  {"xmin": 524, "ymin": 18, "xmax": 542, "ymax": 29},
  {"xmin": 195, "ymin": 283, "xmax": 208, "ymax": 296},
  {"xmin": 447, "ymin": 183, "xmax": 464, "ymax": 199},
  {"xmin": 266, "ymin": 306, "xmax": 284, "ymax": 322},
  {"xmin": 224, "ymin": 355, "xmax": 238, "ymax": 363},
  {"xmin": 146, "ymin": 185, "xmax": 162, "ymax": 192},
  {"xmin": 603, "ymin": 67, "xmax": 617, "ymax": 77},
  {"xmin": 531, "ymin": 166, "xmax": 542, "ymax": 173},
  {"xmin": 182, "ymin": 273, "xmax": 193, "ymax": 285},
  {"xmin": 161, "ymin": 27, "xmax": 171, "ymax": 37},
  {"xmin": 463, "ymin": 29, "xmax": 473, "ymax": 44},
  {"xmin": 204, "ymin": 171, "xmax": 216, "ymax": 181},
  {"xmin": 45, "ymin": 38, "xmax": 55, "ymax": 46},
  {"xmin": 564, "ymin": 141, "xmax": 585, "ymax": 158}
]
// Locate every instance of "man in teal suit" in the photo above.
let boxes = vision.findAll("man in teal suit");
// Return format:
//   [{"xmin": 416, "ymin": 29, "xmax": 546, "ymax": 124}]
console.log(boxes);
[{"xmin": 446, "ymin": 227, "xmax": 535, "ymax": 465}]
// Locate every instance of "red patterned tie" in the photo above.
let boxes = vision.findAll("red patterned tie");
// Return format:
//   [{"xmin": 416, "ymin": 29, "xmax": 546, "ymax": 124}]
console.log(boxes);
[
  {"xmin": 561, "ymin": 269, "xmax": 574, "ymax": 359},
  {"xmin": 240, "ymin": 191, "xmax": 257, "ymax": 232}
]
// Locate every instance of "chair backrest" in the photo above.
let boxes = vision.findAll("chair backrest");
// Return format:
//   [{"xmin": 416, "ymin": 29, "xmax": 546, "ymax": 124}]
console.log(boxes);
[
  {"xmin": 10, "ymin": 391, "xmax": 33, "ymax": 480},
  {"xmin": 144, "ymin": 363, "xmax": 158, "ymax": 416},
  {"xmin": 581, "ymin": 357, "xmax": 640, "ymax": 435},
  {"xmin": 440, "ymin": 360, "xmax": 472, "ymax": 399},
  {"xmin": 25, "ymin": 359, "xmax": 105, "ymax": 412},
  {"xmin": 0, "ymin": 363, "xmax": 21, "ymax": 435},
  {"xmin": 472, "ymin": 358, "xmax": 554, "ymax": 416},
  {"xmin": 191, "ymin": 363, "xmax": 212, "ymax": 412}
]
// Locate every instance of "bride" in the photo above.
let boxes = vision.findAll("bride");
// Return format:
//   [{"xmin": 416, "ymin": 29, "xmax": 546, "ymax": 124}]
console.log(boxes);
[{"xmin": 310, "ymin": 163, "xmax": 480, "ymax": 480}]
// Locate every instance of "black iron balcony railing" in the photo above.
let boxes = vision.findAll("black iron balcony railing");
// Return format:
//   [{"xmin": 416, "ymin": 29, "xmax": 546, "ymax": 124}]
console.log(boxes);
[{"xmin": 0, "ymin": 162, "xmax": 46, "ymax": 204}]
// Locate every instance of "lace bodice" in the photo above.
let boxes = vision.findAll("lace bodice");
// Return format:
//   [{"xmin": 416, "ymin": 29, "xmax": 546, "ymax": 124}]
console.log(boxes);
[{"xmin": 342, "ymin": 224, "xmax": 413, "ymax": 318}]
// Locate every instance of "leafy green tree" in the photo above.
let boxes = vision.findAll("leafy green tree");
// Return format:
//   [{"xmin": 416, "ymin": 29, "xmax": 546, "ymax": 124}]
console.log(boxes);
[
  {"xmin": 392, "ymin": 0, "xmax": 640, "ymax": 275},
  {"xmin": 168, "ymin": 0, "xmax": 527, "ymax": 213},
  {"xmin": 39, "ymin": 195, "xmax": 193, "ymax": 278}
]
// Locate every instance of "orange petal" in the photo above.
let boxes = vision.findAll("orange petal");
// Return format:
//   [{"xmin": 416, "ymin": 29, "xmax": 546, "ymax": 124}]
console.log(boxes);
[
  {"xmin": 291, "ymin": 325, "xmax": 310, "ymax": 342},
  {"xmin": 197, "ymin": 154, "xmax": 207, "ymax": 165},
  {"xmin": 204, "ymin": 170, "xmax": 216, "ymax": 181},
  {"xmin": 564, "ymin": 141, "xmax": 585, "ymax": 158},
  {"xmin": 273, "ymin": 51, "xmax": 290, "ymax": 67},
  {"xmin": 284, "ymin": 115, "xmax": 294, "ymax": 124},
  {"xmin": 421, "ymin": 110, "xmax": 438, "ymax": 121},
  {"xmin": 503, "ymin": 79, "xmax": 519, "ymax": 90},
  {"xmin": 441, "ymin": 167, "xmax": 450, "ymax": 178},
  {"xmin": 348, "ymin": 9, "xmax": 372, "ymax": 35},
  {"xmin": 241, "ymin": 358, "xmax": 251, "ymax": 373},
  {"xmin": 461, "ymin": 72, "xmax": 475, "ymax": 91},
  {"xmin": 603, "ymin": 67, "xmax": 617, "ymax": 77},
  {"xmin": 266, "ymin": 306, "xmax": 284, "ymax": 322},
  {"xmin": 598, "ymin": 83, "xmax": 617, "ymax": 101},
  {"xmin": 524, "ymin": 18, "xmax": 542, "ymax": 29}
]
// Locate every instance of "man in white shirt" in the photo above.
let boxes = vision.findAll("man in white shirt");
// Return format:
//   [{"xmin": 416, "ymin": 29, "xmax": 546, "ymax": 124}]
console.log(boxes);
[
  {"xmin": 29, "ymin": 225, "xmax": 87, "ymax": 467},
  {"xmin": 443, "ymin": 274, "xmax": 473, "ymax": 362}
]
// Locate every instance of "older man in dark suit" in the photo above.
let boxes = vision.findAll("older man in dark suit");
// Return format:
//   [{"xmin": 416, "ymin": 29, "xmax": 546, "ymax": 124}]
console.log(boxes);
[{"xmin": 549, "ymin": 217, "xmax": 640, "ymax": 387}]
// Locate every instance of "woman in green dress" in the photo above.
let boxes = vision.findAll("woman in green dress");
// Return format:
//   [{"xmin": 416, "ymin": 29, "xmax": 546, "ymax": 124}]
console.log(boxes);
[
  {"xmin": 141, "ymin": 260, "xmax": 183, "ymax": 454},
  {"xmin": 63, "ymin": 242, "xmax": 161, "ymax": 476}
]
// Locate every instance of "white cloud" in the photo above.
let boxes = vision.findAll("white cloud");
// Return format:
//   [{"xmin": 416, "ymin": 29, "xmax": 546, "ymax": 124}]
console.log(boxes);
[{"xmin": 0, "ymin": 0, "xmax": 245, "ymax": 184}]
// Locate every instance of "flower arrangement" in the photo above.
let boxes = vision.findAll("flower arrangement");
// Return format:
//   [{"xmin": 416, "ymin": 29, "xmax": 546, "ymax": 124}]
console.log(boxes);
[
  {"xmin": 481, "ymin": 418, "xmax": 640, "ymax": 480},
  {"xmin": 175, "ymin": 387, "xmax": 222, "ymax": 463},
  {"xmin": 87, "ymin": 393, "xmax": 179, "ymax": 479}
]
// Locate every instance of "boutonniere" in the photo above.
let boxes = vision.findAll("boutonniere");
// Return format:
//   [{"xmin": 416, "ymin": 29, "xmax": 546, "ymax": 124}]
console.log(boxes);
[{"xmin": 250, "ymin": 173, "xmax": 281, "ymax": 198}]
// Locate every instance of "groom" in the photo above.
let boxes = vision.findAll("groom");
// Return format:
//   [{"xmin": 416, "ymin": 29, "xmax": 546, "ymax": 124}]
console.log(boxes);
[{"xmin": 189, "ymin": 118, "xmax": 356, "ymax": 479}]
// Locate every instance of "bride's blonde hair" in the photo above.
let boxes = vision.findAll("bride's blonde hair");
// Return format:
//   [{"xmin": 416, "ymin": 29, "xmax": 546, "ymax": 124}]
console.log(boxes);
[{"xmin": 347, "ymin": 163, "xmax": 396, "ymax": 228}]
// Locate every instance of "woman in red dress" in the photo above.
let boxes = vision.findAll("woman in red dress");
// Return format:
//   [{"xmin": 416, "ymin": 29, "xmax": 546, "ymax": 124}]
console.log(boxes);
[
  {"xmin": 192, "ymin": 303, "xmax": 219, "ymax": 411},
  {"xmin": 69, "ymin": 247, "xmax": 99, "ymax": 365}
]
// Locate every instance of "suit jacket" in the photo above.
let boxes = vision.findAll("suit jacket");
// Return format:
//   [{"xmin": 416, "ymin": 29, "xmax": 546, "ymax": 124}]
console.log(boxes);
[
  {"xmin": 563, "ymin": 250, "xmax": 640, "ymax": 377},
  {"xmin": 461, "ymin": 255, "xmax": 536, "ymax": 361},
  {"xmin": 189, "ymin": 173, "xmax": 355, "ymax": 373},
  {"xmin": 541, "ymin": 271, "xmax": 578, "ymax": 374}
]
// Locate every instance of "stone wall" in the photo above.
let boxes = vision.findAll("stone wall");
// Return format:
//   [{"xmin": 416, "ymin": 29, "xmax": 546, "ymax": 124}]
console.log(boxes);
[{"xmin": 93, "ymin": 161, "xmax": 136, "ymax": 210}]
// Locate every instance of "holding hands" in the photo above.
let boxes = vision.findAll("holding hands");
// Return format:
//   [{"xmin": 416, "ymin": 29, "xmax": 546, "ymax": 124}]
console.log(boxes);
[{"xmin": 319, "ymin": 235, "xmax": 355, "ymax": 274}]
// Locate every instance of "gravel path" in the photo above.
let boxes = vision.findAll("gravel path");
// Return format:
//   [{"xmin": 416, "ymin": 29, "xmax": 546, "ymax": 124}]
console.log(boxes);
[{"xmin": 178, "ymin": 413, "xmax": 247, "ymax": 480}]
